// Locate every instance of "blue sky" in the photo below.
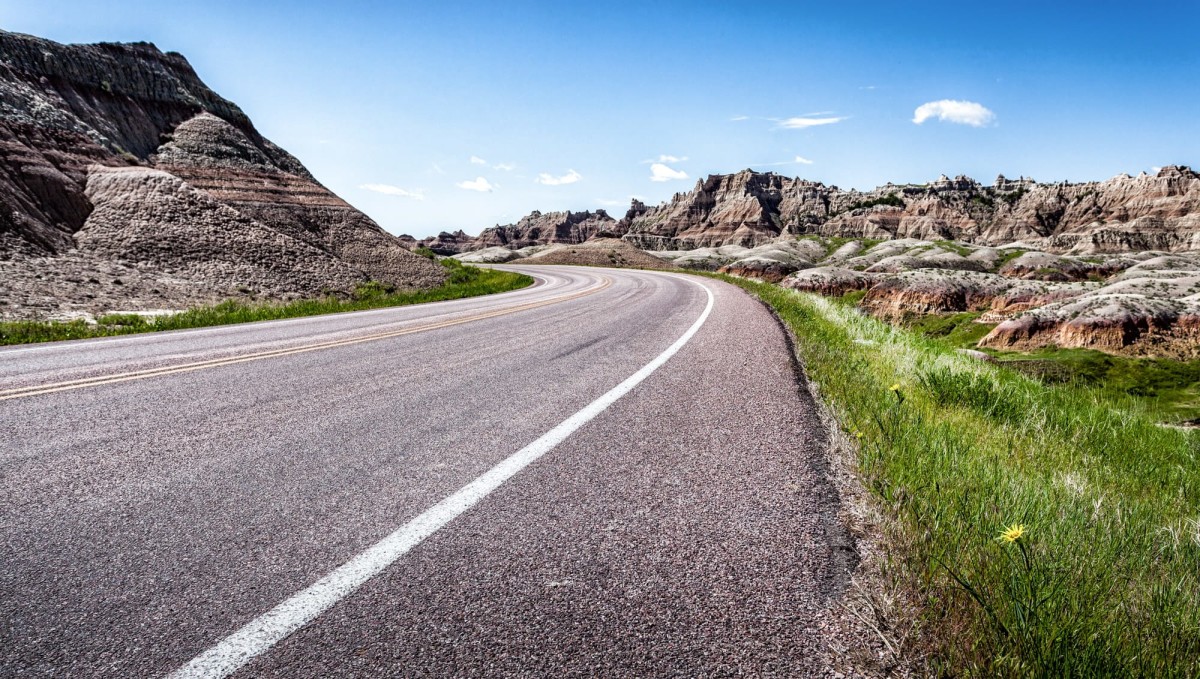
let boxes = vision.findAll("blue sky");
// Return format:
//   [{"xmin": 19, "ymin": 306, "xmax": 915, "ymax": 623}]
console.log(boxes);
[{"xmin": 5, "ymin": 1, "xmax": 1198, "ymax": 238}]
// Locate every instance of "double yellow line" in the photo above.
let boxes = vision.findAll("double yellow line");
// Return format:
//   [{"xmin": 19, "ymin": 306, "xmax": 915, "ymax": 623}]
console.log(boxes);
[{"xmin": 1, "ymin": 277, "xmax": 611, "ymax": 402}]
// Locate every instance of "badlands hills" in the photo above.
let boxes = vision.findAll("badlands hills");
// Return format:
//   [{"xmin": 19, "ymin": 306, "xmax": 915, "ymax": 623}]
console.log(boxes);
[
  {"xmin": 421, "ymin": 165, "xmax": 1200, "ymax": 256},
  {"xmin": 431, "ymin": 167, "xmax": 1200, "ymax": 359},
  {"xmin": 0, "ymin": 30, "xmax": 443, "ymax": 321},
  {"xmin": 1, "ymin": 26, "xmax": 1195, "ymax": 362}
]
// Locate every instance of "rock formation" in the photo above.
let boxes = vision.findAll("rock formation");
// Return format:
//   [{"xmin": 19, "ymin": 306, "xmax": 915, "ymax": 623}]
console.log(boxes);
[
  {"xmin": 618, "ymin": 168, "xmax": 1200, "ymax": 253},
  {"xmin": 452, "ymin": 238, "xmax": 672, "ymax": 271},
  {"xmin": 432, "ymin": 166, "xmax": 1199, "ymax": 257},
  {"xmin": 649, "ymin": 235, "xmax": 1200, "ymax": 359},
  {"xmin": 419, "ymin": 209, "xmax": 616, "ymax": 254},
  {"xmin": 0, "ymin": 30, "xmax": 444, "ymax": 320}
]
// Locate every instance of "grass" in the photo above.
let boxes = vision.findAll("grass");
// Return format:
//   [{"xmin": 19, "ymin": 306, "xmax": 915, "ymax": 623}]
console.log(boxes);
[
  {"xmin": 0, "ymin": 259, "xmax": 533, "ymax": 346},
  {"xmin": 903, "ymin": 310, "xmax": 996, "ymax": 349},
  {"xmin": 704, "ymin": 272, "xmax": 1200, "ymax": 677},
  {"xmin": 989, "ymin": 347, "xmax": 1200, "ymax": 424},
  {"xmin": 882, "ymin": 308, "xmax": 1200, "ymax": 424}
]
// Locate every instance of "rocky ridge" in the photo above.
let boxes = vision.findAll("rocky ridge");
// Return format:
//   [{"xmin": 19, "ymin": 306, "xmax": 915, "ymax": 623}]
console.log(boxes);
[
  {"xmin": 419, "ymin": 209, "xmax": 616, "ymax": 255},
  {"xmin": 0, "ymin": 30, "xmax": 444, "ymax": 320},
  {"xmin": 622, "ymin": 167, "xmax": 1200, "ymax": 254},
  {"xmin": 431, "ymin": 167, "xmax": 1200, "ymax": 256}
]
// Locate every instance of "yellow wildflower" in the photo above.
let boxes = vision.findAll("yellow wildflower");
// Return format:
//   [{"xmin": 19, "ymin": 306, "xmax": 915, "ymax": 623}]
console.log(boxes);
[
  {"xmin": 889, "ymin": 383, "xmax": 902, "ymax": 392},
  {"xmin": 998, "ymin": 523, "xmax": 1027, "ymax": 543}
]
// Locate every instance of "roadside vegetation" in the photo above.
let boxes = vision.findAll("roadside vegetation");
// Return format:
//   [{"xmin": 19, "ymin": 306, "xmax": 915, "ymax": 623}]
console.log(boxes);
[
  {"xmin": 0, "ymin": 259, "xmax": 532, "ymax": 346},
  {"xmin": 710, "ymin": 273, "xmax": 1200, "ymax": 676},
  {"xmin": 868, "ymin": 302, "xmax": 1200, "ymax": 425}
]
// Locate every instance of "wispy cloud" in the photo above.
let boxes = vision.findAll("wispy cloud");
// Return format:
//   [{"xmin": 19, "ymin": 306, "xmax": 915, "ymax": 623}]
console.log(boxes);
[
  {"xmin": 469, "ymin": 155, "xmax": 487, "ymax": 165},
  {"xmin": 535, "ymin": 169, "xmax": 583, "ymax": 186},
  {"xmin": 730, "ymin": 115, "xmax": 750, "ymax": 122},
  {"xmin": 429, "ymin": 163, "xmax": 446, "ymax": 175},
  {"xmin": 650, "ymin": 163, "xmax": 689, "ymax": 182},
  {"xmin": 493, "ymin": 162, "xmax": 516, "ymax": 171},
  {"xmin": 360, "ymin": 184, "xmax": 425, "ymax": 200},
  {"xmin": 912, "ymin": 100, "xmax": 995, "ymax": 127},
  {"xmin": 457, "ymin": 177, "xmax": 495, "ymax": 192},
  {"xmin": 641, "ymin": 154, "xmax": 688, "ymax": 164},
  {"xmin": 776, "ymin": 115, "xmax": 845, "ymax": 129},
  {"xmin": 757, "ymin": 156, "xmax": 816, "ymax": 167}
]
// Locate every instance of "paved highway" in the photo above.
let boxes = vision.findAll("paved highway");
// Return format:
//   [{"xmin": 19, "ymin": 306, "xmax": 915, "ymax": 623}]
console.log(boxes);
[{"xmin": 0, "ymin": 265, "xmax": 853, "ymax": 677}]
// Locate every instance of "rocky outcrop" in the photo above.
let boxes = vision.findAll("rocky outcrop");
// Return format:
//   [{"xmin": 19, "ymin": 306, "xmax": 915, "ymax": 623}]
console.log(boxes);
[
  {"xmin": 780, "ymin": 267, "xmax": 878, "ymax": 297},
  {"xmin": 0, "ymin": 30, "xmax": 444, "ymax": 320},
  {"xmin": 656, "ymin": 234, "xmax": 1200, "ymax": 358},
  {"xmin": 715, "ymin": 240, "xmax": 826, "ymax": 282},
  {"xmin": 979, "ymin": 274, "xmax": 1200, "ymax": 359},
  {"xmin": 614, "ymin": 167, "xmax": 1200, "ymax": 254},
  {"xmin": 860, "ymin": 270, "xmax": 1094, "ymax": 320},
  {"xmin": 420, "ymin": 209, "xmax": 617, "ymax": 254},
  {"xmin": 519, "ymin": 238, "xmax": 672, "ymax": 270}
]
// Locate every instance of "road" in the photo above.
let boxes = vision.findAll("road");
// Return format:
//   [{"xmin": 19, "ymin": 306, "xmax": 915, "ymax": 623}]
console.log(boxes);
[{"xmin": 0, "ymin": 265, "xmax": 854, "ymax": 677}]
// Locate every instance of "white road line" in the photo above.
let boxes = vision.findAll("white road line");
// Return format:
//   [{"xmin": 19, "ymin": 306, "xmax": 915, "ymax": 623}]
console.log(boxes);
[{"xmin": 166, "ymin": 274, "xmax": 715, "ymax": 679}]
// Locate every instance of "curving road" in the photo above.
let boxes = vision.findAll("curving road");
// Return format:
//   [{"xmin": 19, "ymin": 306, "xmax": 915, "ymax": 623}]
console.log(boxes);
[{"xmin": 0, "ymin": 265, "xmax": 853, "ymax": 677}]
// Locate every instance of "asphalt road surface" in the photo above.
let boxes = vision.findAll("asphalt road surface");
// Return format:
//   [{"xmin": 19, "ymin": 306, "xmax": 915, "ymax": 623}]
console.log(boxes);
[{"xmin": 0, "ymin": 265, "xmax": 854, "ymax": 677}]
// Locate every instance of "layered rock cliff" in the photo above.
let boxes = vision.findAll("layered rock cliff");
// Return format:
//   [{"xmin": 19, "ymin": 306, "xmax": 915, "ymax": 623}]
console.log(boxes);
[
  {"xmin": 440, "ymin": 167, "xmax": 1200, "ymax": 256},
  {"xmin": 0, "ymin": 30, "xmax": 443, "ymax": 319},
  {"xmin": 418, "ymin": 209, "xmax": 616, "ymax": 255},
  {"xmin": 619, "ymin": 168, "xmax": 1200, "ymax": 253}
]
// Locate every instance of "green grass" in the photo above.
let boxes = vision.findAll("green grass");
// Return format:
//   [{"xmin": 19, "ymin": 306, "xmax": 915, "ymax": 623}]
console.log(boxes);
[
  {"xmin": 903, "ymin": 310, "xmax": 997, "ymax": 349},
  {"xmin": 934, "ymin": 239, "xmax": 974, "ymax": 256},
  {"xmin": 704, "ymin": 272, "xmax": 1200, "ymax": 677},
  {"xmin": 989, "ymin": 347, "xmax": 1200, "ymax": 424},
  {"xmin": 995, "ymin": 248, "xmax": 1029, "ymax": 268},
  {"xmin": 864, "ymin": 306, "xmax": 1200, "ymax": 424},
  {"xmin": 0, "ymin": 259, "xmax": 533, "ymax": 346},
  {"xmin": 885, "ymin": 309, "xmax": 1200, "ymax": 424},
  {"xmin": 847, "ymin": 192, "xmax": 905, "ymax": 211}
]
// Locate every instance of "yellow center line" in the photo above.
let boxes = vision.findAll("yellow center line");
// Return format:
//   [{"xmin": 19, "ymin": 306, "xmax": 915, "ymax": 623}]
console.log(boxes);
[{"xmin": 1, "ymin": 276, "xmax": 612, "ymax": 402}]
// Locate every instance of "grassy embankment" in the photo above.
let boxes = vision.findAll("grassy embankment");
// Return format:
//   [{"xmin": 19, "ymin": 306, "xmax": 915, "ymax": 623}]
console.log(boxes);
[
  {"xmin": 710, "ymin": 273, "xmax": 1200, "ymax": 676},
  {"xmin": 0, "ymin": 259, "xmax": 532, "ymax": 346},
  {"xmin": 886, "ymin": 306, "xmax": 1200, "ymax": 424}
]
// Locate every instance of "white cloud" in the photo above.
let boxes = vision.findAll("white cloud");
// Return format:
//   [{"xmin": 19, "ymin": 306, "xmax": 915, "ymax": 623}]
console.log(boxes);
[
  {"xmin": 535, "ymin": 169, "xmax": 583, "ymax": 186},
  {"xmin": 360, "ymin": 184, "xmax": 425, "ymax": 200},
  {"xmin": 730, "ymin": 115, "xmax": 750, "ymax": 121},
  {"xmin": 776, "ymin": 115, "xmax": 845, "ymax": 129},
  {"xmin": 456, "ymin": 177, "xmax": 494, "ymax": 192},
  {"xmin": 469, "ymin": 155, "xmax": 487, "ymax": 165},
  {"xmin": 759, "ymin": 156, "xmax": 816, "ymax": 167},
  {"xmin": 493, "ymin": 162, "xmax": 516, "ymax": 171},
  {"xmin": 650, "ymin": 163, "xmax": 689, "ymax": 182},
  {"xmin": 912, "ymin": 100, "xmax": 995, "ymax": 127},
  {"xmin": 429, "ymin": 163, "xmax": 446, "ymax": 175},
  {"xmin": 641, "ymin": 154, "xmax": 688, "ymax": 164}
]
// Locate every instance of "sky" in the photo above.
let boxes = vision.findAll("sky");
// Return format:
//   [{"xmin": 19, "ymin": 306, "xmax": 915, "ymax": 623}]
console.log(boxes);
[{"xmin": 4, "ymin": 1, "xmax": 1199, "ymax": 238}]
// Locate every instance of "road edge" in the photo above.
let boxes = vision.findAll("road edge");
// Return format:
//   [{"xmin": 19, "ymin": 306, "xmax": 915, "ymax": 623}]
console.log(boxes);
[{"xmin": 717, "ymin": 276, "xmax": 922, "ymax": 678}]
